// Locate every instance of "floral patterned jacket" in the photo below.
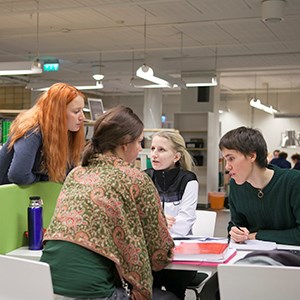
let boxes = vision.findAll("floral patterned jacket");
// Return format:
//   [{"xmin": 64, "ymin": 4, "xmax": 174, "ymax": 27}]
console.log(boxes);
[{"xmin": 44, "ymin": 154, "xmax": 174, "ymax": 300}]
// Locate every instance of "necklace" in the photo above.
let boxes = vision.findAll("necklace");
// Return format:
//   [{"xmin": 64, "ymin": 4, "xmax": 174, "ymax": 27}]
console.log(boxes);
[{"xmin": 257, "ymin": 189, "xmax": 264, "ymax": 198}]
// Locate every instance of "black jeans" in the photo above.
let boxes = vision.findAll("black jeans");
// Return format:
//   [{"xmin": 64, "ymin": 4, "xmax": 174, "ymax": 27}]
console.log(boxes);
[
  {"xmin": 198, "ymin": 272, "xmax": 220, "ymax": 300},
  {"xmin": 153, "ymin": 269, "xmax": 197, "ymax": 300}
]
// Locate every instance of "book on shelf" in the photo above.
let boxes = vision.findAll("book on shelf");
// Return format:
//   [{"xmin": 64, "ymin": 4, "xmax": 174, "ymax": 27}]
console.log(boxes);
[{"xmin": 173, "ymin": 241, "xmax": 230, "ymax": 262}]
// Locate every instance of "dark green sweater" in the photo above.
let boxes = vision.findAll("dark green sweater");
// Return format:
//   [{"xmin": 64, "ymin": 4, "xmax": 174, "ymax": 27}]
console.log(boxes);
[{"xmin": 228, "ymin": 165, "xmax": 300, "ymax": 246}]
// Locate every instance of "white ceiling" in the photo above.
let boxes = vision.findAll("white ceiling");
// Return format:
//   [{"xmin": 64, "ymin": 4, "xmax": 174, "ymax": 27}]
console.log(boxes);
[{"xmin": 0, "ymin": 0, "xmax": 300, "ymax": 96}]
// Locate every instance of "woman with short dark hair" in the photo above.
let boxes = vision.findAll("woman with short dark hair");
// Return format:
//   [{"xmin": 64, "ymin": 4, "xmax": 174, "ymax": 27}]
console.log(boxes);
[{"xmin": 219, "ymin": 126, "xmax": 300, "ymax": 245}]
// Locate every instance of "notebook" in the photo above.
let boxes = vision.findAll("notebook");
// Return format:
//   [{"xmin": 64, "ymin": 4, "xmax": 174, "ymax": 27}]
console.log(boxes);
[
  {"xmin": 173, "ymin": 241, "xmax": 229, "ymax": 261},
  {"xmin": 0, "ymin": 254, "xmax": 54, "ymax": 300},
  {"xmin": 218, "ymin": 264, "xmax": 300, "ymax": 300},
  {"xmin": 229, "ymin": 239, "xmax": 277, "ymax": 251},
  {"xmin": 172, "ymin": 248, "xmax": 237, "ymax": 266}
]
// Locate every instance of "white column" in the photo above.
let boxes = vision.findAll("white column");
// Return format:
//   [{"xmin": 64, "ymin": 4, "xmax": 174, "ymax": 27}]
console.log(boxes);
[{"xmin": 143, "ymin": 89, "xmax": 162, "ymax": 130}]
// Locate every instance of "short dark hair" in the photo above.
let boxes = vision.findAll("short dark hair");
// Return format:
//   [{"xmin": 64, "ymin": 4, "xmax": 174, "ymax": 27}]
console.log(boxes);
[
  {"xmin": 291, "ymin": 153, "xmax": 300, "ymax": 161},
  {"xmin": 82, "ymin": 105, "xmax": 144, "ymax": 166},
  {"xmin": 219, "ymin": 126, "xmax": 268, "ymax": 168},
  {"xmin": 278, "ymin": 151, "xmax": 288, "ymax": 159}
]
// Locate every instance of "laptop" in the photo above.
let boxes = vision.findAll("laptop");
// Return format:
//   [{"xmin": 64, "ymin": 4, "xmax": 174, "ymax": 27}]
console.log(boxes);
[
  {"xmin": 0, "ymin": 254, "xmax": 54, "ymax": 300},
  {"xmin": 218, "ymin": 264, "xmax": 300, "ymax": 300}
]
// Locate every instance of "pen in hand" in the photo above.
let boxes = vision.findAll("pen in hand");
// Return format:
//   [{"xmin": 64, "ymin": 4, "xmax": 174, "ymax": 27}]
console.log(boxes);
[
  {"xmin": 235, "ymin": 225, "xmax": 243, "ymax": 232},
  {"xmin": 227, "ymin": 234, "xmax": 231, "ymax": 245},
  {"xmin": 231, "ymin": 223, "xmax": 249, "ymax": 243}
]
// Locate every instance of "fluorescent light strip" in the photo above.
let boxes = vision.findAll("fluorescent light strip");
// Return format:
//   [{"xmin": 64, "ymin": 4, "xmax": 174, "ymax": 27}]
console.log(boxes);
[
  {"xmin": 130, "ymin": 77, "xmax": 169, "ymax": 88},
  {"xmin": 250, "ymin": 98, "xmax": 278, "ymax": 114},
  {"xmin": 0, "ymin": 61, "xmax": 42, "ymax": 75},
  {"xmin": 186, "ymin": 77, "xmax": 218, "ymax": 87},
  {"xmin": 136, "ymin": 64, "xmax": 172, "ymax": 88},
  {"xmin": 33, "ymin": 82, "xmax": 103, "ymax": 92}
]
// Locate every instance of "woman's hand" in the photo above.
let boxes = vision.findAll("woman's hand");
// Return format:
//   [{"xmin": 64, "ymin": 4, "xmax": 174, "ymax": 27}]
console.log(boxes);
[
  {"xmin": 165, "ymin": 215, "xmax": 176, "ymax": 229},
  {"xmin": 248, "ymin": 232, "xmax": 257, "ymax": 240},
  {"xmin": 229, "ymin": 226, "xmax": 249, "ymax": 243}
]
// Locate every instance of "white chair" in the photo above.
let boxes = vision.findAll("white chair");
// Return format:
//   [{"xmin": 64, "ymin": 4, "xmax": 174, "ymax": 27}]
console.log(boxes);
[
  {"xmin": 187, "ymin": 210, "xmax": 217, "ymax": 299},
  {"xmin": 192, "ymin": 210, "xmax": 217, "ymax": 237},
  {"xmin": 0, "ymin": 254, "xmax": 54, "ymax": 300}
]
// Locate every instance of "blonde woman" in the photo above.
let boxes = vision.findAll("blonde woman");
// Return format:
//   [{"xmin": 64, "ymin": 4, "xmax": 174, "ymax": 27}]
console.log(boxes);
[
  {"xmin": 0, "ymin": 83, "xmax": 85, "ymax": 185},
  {"xmin": 145, "ymin": 130, "xmax": 198, "ymax": 236},
  {"xmin": 145, "ymin": 130, "xmax": 199, "ymax": 300}
]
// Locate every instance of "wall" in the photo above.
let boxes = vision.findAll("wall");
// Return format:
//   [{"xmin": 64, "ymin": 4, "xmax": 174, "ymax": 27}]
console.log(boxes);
[
  {"xmin": 0, "ymin": 86, "xmax": 31, "ymax": 109},
  {"xmin": 101, "ymin": 88, "xmax": 300, "ymax": 166},
  {"xmin": 219, "ymin": 90, "xmax": 300, "ymax": 163},
  {"xmin": 101, "ymin": 93, "xmax": 181, "ymax": 127}
]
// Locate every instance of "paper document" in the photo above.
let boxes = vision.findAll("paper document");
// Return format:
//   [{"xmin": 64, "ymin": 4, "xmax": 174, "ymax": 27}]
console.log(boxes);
[
  {"xmin": 229, "ymin": 240, "xmax": 277, "ymax": 251},
  {"xmin": 173, "ymin": 240, "xmax": 230, "ymax": 262},
  {"xmin": 172, "ymin": 248, "xmax": 237, "ymax": 265}
]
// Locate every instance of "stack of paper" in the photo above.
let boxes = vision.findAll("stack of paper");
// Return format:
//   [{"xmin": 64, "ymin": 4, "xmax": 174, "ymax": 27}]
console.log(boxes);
[
  {"xmin": 173, "ymin": 240, "xmax": 231, "ymax": 262},
  {"xmin": 229, "ymin": 240, "xmax": 277, "ymax": 251}
]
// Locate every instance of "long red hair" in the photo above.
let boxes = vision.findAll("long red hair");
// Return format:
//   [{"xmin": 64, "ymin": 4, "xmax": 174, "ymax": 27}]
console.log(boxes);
[{"xmin": 8, "ymin": 83, "xmax": 85, "ymax": 182}]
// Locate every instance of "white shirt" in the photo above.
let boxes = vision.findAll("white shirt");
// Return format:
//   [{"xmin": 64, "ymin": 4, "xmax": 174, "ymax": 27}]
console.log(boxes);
[{"xmin": 165, "ymin": 180, "xmax": 198, "ymax": 236}]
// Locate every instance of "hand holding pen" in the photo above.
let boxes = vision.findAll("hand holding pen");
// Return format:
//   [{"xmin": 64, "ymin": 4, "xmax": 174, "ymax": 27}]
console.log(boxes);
[{"xmin": 229, "ymin": 224, "xmax": 249, "ymax": 243}]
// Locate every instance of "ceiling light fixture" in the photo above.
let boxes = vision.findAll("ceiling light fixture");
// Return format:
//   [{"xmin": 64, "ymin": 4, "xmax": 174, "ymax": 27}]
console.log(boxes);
[
  {"xmin": 0, "ymin": 61, "xmax": 42, "ymax": 75},
  {"xmin": 130, "ymin": 51, "xmax": 168, "ymax": 88},
  {"xmin": 176, "ymin": 31, "xmax": 187, "ymax": 89},
  {"xmin": 182, "ymin": 72, "xmax": 218, "ymax": 87},
  {"xmin": 185, "ymin": 76, "xmax": 218, "ymax": 87},
  {"xmin": 136, "ymin": 64, "xmax": 172, "ymax": 87},
  {"xmin": 131, "ymin": 77, "xmax": 170, "ymax": 88},
  {"xmin": 0, "ymin": 1, "xmax": 42, "ymax": 76},
  {"xmin": 249, "ymin": 75, "xmax": 278, "ymax": 114},
  {"xmin": 262, "ymin": 0, "xmax": 286, "ymax": 22},
  {"xmin": 136, "ymin": 10, "xmax": 172, "ymax": 88},
  {"xmin": 250, "ymin": 98, "xmax": 278, "ymax": 114},
  {"xmin": 183, "ymin": 49, "xmax": 218, "ymax": 87},
  {"xmin": 33, "ymin": 81, "xmax": 104, "ymax": 91},
  {"xmin": 92, "ymin": 52, "xmax": 104, "ymax": 81}
]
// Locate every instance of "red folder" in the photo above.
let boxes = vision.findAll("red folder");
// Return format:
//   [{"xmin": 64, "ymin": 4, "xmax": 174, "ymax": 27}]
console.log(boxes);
[{"xmin": 174, "ymin": 242, "xmax": 230, "ymax": 261}]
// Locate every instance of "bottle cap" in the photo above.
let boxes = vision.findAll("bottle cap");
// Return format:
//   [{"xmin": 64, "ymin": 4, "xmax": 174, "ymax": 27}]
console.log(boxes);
[{"xmin": 29, "ymin": 196, "xmax": 43, "ymax": 207}]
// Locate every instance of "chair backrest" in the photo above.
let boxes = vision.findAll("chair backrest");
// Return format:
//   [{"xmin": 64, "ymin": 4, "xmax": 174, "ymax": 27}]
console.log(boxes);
[
  {"xmin": 218, "ymin": 263, "xmax": 300, "ymax": 300},
  {"xmin": 192, "ymin": 210, "xmax": 217, "ymax": 236},
  {"xmin": 0, "ymin": 254, "xmax": 54, "ymax": 300}
]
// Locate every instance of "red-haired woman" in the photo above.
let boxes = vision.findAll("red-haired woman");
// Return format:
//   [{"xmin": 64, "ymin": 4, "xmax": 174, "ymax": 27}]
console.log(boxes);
[{"xmin": 0, "ymin": 82, "xmax": 85, "ymax": 185}]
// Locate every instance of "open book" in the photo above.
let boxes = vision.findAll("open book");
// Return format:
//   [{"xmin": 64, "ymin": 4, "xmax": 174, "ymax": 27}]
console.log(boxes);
[{"xmin": 173, "ymin": 241, "xmax": 230, "ymax": 262}]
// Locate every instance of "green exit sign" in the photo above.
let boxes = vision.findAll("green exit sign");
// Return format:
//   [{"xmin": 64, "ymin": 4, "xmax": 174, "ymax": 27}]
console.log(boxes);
[{"xmin": 43, "ymin": 63, "xmax": 59, "ymax": 72}]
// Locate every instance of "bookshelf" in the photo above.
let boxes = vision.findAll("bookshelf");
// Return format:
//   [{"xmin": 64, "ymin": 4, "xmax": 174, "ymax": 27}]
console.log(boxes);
[{"xmin": 174, "ymin": 112, "xmax": 219, "ymax": 207}]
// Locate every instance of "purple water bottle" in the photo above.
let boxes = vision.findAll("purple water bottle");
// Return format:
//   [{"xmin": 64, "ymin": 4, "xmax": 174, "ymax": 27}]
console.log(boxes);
[{"xmin": 28, "ymin": 196, "xmax": 44, "ymax": 250}]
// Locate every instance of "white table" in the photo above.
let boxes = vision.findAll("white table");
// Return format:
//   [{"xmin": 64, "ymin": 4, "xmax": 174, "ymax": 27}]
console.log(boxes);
[
  {"xmin": 167, "ymin": 243, "xmax": 300, "ymax": 271},
  {"xmin": 6, "ymin": 244, "xmax": 300, "ymax": 272},
  {"xmin": 6, "ymin": 246, "xmax": 42, "ymax": 261}
]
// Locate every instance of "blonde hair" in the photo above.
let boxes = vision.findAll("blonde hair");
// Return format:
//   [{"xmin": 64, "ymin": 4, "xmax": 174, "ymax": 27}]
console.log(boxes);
[
  {"xmin": 8, "ymin": 83, "xmax": 85, "ymax": 182},
  {"xmin": 152, "ymin": 130, "xmax": 194, "ymax": 171}
]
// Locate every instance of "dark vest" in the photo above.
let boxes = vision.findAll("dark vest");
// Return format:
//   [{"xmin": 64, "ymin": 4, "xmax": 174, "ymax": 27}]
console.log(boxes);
[{"xmin": 145, "ymin": 167, "xmax": 197, "ymax": 208}]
